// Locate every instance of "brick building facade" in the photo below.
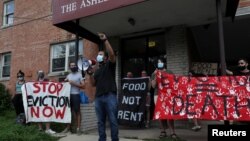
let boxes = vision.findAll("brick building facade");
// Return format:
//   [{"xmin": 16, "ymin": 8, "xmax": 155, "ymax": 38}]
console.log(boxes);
[
  {"xmin": 0, "ymin": 0, "xmax": 193, "ymax": 99},
  {"xmin": 0, "ymin": 0, "xmax": 72, "ymax": 92},
  {"xmin": 0, "ymin": 0, "xmax": 98, "ymax": 131},
  {"xmin": 3, "ymin": 0, "xmax": 243, "ymax": 132}
]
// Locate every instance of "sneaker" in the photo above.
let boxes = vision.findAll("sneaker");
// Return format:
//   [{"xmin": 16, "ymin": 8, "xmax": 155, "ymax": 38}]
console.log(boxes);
[
  {"xmin": 76, "ymin": 128, "xmax": 81, "ymax": 135},
  {"xmin": 61, "ymin": 128, "xmax": 69, "ymax": 133},
  {"xmin": 192, "ymin": 125, "xmax": 201, "ymax": 131},
  {"xmin": 45, "ymin": 129, "xmax": 56, "ymax": 134}
]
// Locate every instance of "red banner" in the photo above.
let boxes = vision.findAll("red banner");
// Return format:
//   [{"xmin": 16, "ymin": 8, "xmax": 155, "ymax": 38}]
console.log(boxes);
[
  {"xmin": 154, "ymin": 71, "xmax": 250, "ymax": 121},
  {"xmin": 52, "ymin": 0, "xmax": 145, "ymax": 24}
]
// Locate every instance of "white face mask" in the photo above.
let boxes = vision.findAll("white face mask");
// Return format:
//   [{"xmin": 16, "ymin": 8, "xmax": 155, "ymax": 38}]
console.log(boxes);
[
  {"xmin": 157, "ymin": 62, "xmax": 164, "ymax": 69},
  {"xmin": 18, "ymin": 77, "xmax": 24, "ymax": 81},
  {"xmin": 96, "ymin": 54, "xmax": 104, "ymax": 62}
]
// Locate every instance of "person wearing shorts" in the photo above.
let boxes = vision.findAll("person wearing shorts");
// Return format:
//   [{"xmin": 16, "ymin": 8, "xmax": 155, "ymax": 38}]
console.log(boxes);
[{"xmin": 61, "ymin": 62, "xmax": 85, "ymax": 134}]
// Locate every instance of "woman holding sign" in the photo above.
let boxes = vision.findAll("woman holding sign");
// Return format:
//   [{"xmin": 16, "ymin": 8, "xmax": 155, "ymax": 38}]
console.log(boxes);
[
  {"xmin": 12, "ymin": 70, "xmax": 25, "ymax": 117},
  {"xmin": 151, "ymin": 58, "xmax": 177, "ymax": 139},
  {"xmin": 36, "ymin": 70, "xmax": 56, "ymax": 135}
]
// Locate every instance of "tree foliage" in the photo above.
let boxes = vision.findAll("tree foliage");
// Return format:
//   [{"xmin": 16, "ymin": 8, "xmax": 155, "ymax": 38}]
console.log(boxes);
[{"xmin": 0, "ymin": 83, "xmax": 12, "ymax": 114}]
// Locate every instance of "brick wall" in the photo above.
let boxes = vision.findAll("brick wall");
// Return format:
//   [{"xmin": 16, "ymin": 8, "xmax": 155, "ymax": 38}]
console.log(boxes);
[
  {"xmin": 82, "ymin": 39, "xmax": 98, "ymax": 102},
  {"xmin": 239, "ymin": 0, "xmax": 250, "ymax": 8},
  {"xmin": 166, "ymin": 26, "xmax": 190, "ymax": 75},
  {"xmin": 0, "ymin": 0, "xmax": 98, "ymax": 132},
  {"xmin": 0, "ymin": 0, "xmax": 75, "ymax": 94}
]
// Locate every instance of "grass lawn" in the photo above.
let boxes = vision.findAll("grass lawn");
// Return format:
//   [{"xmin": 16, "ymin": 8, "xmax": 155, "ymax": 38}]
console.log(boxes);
[
  {"xmin": 0, "ymin": 110, "xmax": 187, "ymax": 141},
  {"xmin": 0, "ymin": 110, "xmax": 63, "ymax": 141}
]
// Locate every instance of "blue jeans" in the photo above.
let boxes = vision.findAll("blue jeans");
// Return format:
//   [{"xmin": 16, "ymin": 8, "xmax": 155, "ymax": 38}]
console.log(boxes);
[{"xmin": 95, "ymin": 92, "xmax": 119, "ymax": 141}]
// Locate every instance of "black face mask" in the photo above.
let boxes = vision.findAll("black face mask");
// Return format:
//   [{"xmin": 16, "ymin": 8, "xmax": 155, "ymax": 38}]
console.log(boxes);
[
  {"xmin": 38, "ymin": 73, "xmax": 44, "ymax": 79},
  {"xmin": 238, "ymin": 66, "xmax": 246, "ymax": 71},
  {"xmin": 70, "ymin": 67, "xmax": 78, "ymax": 72}
]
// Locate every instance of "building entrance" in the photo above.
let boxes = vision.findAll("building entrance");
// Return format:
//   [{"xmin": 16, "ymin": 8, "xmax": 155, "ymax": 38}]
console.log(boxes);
[
  {"xmin": 121, "ymin": 33, "xmax": 166, "ymax": 119},
  {"xmin": 121, "ymin": 33, "xmax": 166, "ymax": 78}
]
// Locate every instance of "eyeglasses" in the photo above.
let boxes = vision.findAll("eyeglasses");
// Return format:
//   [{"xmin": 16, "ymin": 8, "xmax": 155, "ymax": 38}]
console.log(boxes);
[{"xmin": 238, "ymin": 62, "xmax": 244, "ymax": 65}]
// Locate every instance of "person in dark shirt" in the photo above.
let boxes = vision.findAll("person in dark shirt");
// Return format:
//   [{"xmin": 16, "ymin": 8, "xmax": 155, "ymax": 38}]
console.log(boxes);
[
  {"xmin": 88, "ymin": 33, "xmax": 118, "ymax": 141},
  {"xmin": 227, "ymin": 58, "xmax": 250, "ymax": 76},
  {"xmin": 226, "ymin": 58, "xmax": 250, "ymax": 125}
]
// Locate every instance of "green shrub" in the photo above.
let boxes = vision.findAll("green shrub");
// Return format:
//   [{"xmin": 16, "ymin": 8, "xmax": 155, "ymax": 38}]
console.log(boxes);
[
  {"xmin": 0, "ymin": 83, "xmax": 12, "ymax": 114},
  {"xmin": 0, "ymin": 111, "xmax": 59, "ymax": 141}
]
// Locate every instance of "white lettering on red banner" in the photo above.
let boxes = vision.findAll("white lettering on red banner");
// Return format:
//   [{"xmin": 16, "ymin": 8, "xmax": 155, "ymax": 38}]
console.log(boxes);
[
  {"xmin": 80, "ymin": 0, "xmax": 109, "ymax": 9},
  {"xmin": 60, "ymin": 0, "xmax": 109, "ymax": 14},
  {"xmin": 154, "ymin": 71, "xmax": 250, "ymax": 121}
]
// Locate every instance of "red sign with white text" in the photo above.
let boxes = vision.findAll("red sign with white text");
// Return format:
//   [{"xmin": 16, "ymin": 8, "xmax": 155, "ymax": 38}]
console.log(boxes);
[
  {"xmin": 52, "ymin": 0, "xmax": 145, "ymax": 24},
  {"xmin": 154, "ymin": 71, "xmax": 250, "ymax": 121}
]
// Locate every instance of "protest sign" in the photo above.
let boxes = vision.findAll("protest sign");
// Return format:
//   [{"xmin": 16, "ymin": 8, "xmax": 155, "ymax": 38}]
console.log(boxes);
[
  {"xmin": 22, "ymin": 82, "xmax": 71, "ymax": 123},
  {"xmin": 191, "ymin": 62, "xmax": 218, "ymax": 75},
  {"xmin": 118, "ymin": 78, "xmax": 148, "ymax": 126},
  {"xmin": 154, "ymin": 71, "xmax": 250, "ymax": 121}
]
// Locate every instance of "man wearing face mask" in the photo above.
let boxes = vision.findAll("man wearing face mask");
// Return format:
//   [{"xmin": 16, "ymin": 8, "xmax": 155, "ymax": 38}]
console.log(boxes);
[
  {"xmin": 226, "ymin": 58, "xmax": 250, "ymax": 76},
  {"xmin": 87, "ymin": 33, "xmax": 118, "ymax": 141},
  {"xmin": 61, "ymin": 62, "xmax": 85, "ymax": 135},
  {"xmin": 151, "ymin": 58, "xmax": 177, "ymax": 139},
  {"xmin": 226, "ymin": 59, "xmax": 250, "ymax": 125},
  {"xmin": 12, "ymin": 70, "xmax": 25, "ymax": 117}
]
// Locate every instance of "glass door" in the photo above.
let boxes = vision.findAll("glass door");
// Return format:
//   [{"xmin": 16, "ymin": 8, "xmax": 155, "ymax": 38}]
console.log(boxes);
[
  {"xmin": 121, "ymin": 32, "xmax": 166, "ymax": 120},
  {"xmin": 121, "ymin": 33, "xmax": 166, "ymax": 78}
]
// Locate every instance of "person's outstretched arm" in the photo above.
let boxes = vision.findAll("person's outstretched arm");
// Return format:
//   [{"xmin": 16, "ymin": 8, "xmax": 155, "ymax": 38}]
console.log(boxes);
[{"xmin": 98, "ymin": 33, "xmax": 115, "ymax": 63}]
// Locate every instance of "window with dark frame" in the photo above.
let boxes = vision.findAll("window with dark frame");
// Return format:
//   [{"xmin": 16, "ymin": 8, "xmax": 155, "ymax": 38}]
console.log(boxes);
[{"xmin": 0, "ymin": 53, "xmax": 11, "ymax": 78}]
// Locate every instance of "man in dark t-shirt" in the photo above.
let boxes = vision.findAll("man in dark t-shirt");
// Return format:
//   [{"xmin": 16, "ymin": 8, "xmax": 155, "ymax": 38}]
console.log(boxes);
[
  {"xmin": 227, "ymin": 58, "xmax": 250, "ymax": 76},
  {"xmin": 94, "ymin": 61, "xmax": 117, "ymax": 97},
  {"xmin": 88, "ymin": 33, "xmax": 118, "ymax": 141},
  {"xmin": 226, "ymin": 58, "xmax": 250, "ymax": 125}
]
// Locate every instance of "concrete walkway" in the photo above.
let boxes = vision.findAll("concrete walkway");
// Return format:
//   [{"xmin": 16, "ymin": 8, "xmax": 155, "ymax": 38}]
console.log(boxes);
[{"xmin": 58, "ymin": 120, "xmax": 222, "ymax": 141}]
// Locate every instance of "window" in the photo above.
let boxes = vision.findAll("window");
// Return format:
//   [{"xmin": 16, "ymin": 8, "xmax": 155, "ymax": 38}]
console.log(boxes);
[
  {"xmin": 0, "ymin": 53, "xmax": 11, "ymax": 78},
  {"xmin": 3, "ymin": 0, "xmax": 14, "ymax": 26},
  {"xmin": 50, "ymin": 41, "xmax": 83, "ymax": 73}
]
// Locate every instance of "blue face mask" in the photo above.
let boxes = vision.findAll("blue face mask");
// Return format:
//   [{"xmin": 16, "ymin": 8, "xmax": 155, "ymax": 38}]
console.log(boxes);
[
  {"xmin": 96, "ymin": 55, "xmax": 104, "ymax": 62},
  {"xmin": 157, "ymin": 62, "xmax": 164, "ymax": 69}
]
